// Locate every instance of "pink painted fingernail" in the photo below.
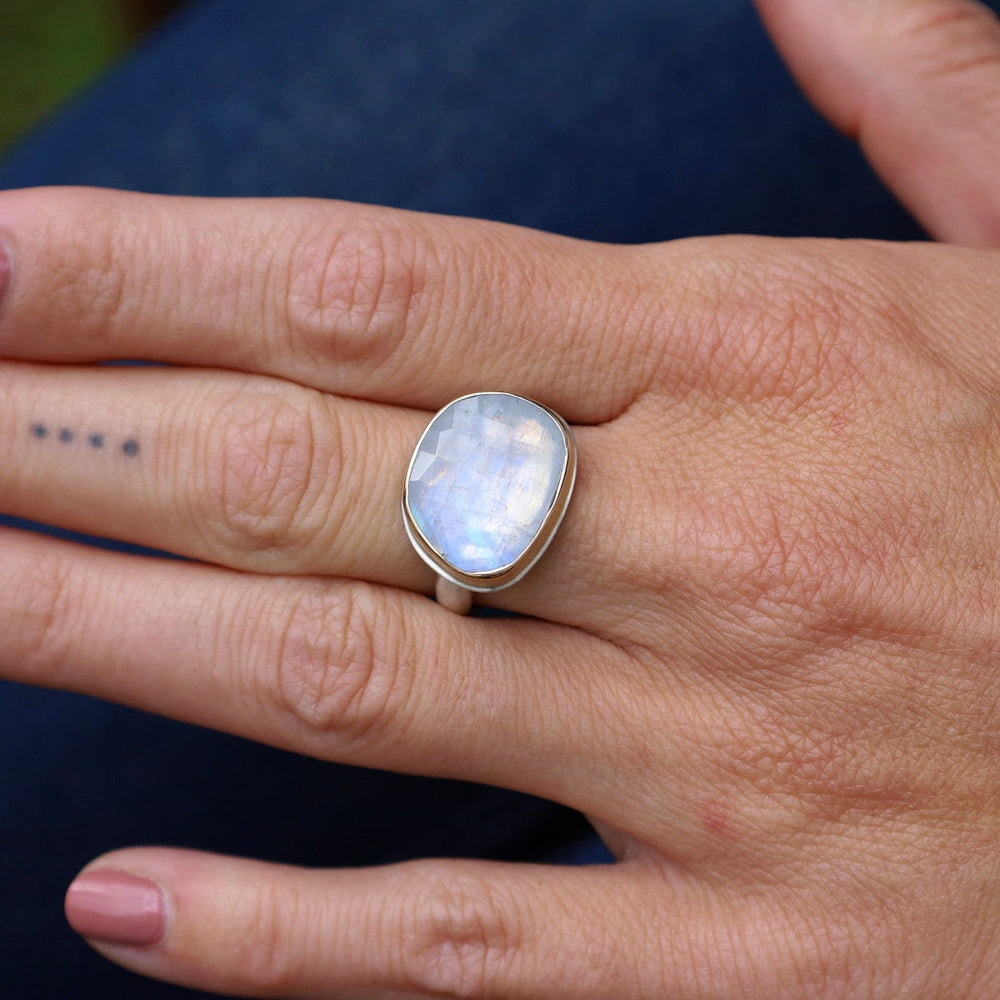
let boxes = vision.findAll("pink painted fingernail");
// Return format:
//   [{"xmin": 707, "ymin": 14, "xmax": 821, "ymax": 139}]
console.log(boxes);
[{"xmin": 65, "ymin": 870, "xmax": 165, "ymax": 947}]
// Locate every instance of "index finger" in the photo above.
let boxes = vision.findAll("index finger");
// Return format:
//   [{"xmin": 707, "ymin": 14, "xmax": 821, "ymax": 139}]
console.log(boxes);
[{"xmin": 0, "ymin": 186, "xmax": 656, "ymax": 422}]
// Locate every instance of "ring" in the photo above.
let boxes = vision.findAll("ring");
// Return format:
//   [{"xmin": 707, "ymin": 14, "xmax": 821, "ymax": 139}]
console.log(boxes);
[{"xmin": 402, "ymin": 392, "xmax": 577, "ymax": 614}]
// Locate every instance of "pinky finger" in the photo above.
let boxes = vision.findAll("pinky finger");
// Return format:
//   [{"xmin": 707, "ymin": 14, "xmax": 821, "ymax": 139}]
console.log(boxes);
[{"xmin": 66, "ymin": 848, "xmax": 722, "ymax": 1000}]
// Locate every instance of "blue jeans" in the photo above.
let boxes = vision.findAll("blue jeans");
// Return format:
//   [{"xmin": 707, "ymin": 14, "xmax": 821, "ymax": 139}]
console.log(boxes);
[{"xmin": 0, "ymin": 1, "xmax": 950, "ymax": 996}]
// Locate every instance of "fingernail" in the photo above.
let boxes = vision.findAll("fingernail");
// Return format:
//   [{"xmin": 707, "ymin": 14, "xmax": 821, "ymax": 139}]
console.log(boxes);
[{"xmin": 65, "ymin": 870, "xmax": 165, "ymax": 947}]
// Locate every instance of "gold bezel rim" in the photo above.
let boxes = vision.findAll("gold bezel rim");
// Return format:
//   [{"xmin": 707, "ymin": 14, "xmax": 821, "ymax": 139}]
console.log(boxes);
[{"xmin": 401, "ymin": 392, "xmax": 577, "ymax": 594}]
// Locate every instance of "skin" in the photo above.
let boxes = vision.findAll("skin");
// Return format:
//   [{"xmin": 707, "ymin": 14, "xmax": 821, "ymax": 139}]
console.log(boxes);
[{"xmin": 3, "ymin": 0, "xmax": 1000, "ymax": 996}]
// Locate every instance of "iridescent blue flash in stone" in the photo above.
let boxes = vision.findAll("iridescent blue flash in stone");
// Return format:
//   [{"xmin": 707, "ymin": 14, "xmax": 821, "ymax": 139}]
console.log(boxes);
[{"xmin": 403, "ymin": 393, "xmax": 575, "ymax": 589}]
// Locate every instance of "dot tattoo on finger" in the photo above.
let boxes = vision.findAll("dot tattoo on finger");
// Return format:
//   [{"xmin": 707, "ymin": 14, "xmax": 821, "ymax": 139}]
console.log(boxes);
[{"xmin": 28, "ymin": 422, "xmax": 140, "ymax": 458}]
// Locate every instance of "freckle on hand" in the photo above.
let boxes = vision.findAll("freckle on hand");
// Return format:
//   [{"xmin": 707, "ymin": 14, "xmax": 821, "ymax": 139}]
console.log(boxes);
[
  {"xmin": 699, "ymin": 800, "xmax": 733, "ymax": 840},
  {"xmin": 122, "ymin": 438, "xmax": 140, "ymax": 457},
  {"xmin": 88, "ymin": 433, "xmax": 104, "ymax": 449},
  {"xmin": 58, "ymin": 428, "xmax": 74, "ymax": 443},
  {"xmin": 31, "ymin": 424, "xmax": 48, "ymax": 439}
]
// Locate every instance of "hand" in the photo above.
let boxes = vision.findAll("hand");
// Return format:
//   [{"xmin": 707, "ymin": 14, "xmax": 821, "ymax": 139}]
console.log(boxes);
[{"xmin": 4, "ymin": 0, "xmax": 1000, "ymax": 997}]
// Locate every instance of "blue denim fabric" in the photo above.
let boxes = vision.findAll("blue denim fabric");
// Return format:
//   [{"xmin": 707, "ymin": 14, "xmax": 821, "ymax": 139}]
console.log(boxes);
[
  {"xmin": 2, "ymin": 0, "xmax": 923, "ymax": 240},
  {"xmin": 0, "ymin": 1, "xmax": 984, "ymax": 996}
]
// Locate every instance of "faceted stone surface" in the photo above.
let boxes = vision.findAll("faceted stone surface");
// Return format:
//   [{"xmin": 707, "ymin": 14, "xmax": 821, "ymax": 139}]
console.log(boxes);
[{"xmin": 406, "ymin": 394, "xmax": 566, "ymax": 575}]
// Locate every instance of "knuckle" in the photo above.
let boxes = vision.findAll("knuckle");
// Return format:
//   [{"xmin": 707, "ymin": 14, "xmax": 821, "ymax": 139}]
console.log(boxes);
[
  {"xmin": 224, "ymin": 882, "xmax": 307, "ymax": 994},
  {"xmin": 272, "ymin": 584, "xmax": 409, "ymax": 745},
  {"xmin": 40, "ymin": 193, "xmax": 141, "ymax": 341},
  {"xmin": 734, "ymin": 900, "xmax": 888, "ymax": 1000},
  {"xmin": 664, "ymin": 240, "xmax": 883, "ymax": 409},
  {"xmin": 397, "ymin": 866, "xmax": 522, "ymax": 998},
  {"xmin": 282, "ymin": 212, "xmax": 431, "ymax": 365},
  {"xmin": 201, "ymin": 386, "xmax": 334, "ymax": 555},
  {"xmin": 656, "ymin": 242, "xmax": 988, "ymax": 631},
  {"xmin": 10, "ymin": 550, "xmax": 78, "ymax": 678},
  {"xmin": 889, "ymin": 0, "xmax": 1000, "ymax": 81}
]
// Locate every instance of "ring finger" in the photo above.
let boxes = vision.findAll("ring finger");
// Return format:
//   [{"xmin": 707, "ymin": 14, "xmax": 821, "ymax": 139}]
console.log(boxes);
[{"xmin": 0, "ymin": 360, "xmax": 618, "ymax": 625}]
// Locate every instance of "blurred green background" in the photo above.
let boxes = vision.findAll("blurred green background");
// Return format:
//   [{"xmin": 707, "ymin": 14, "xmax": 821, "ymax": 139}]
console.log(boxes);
[{"xmin": 0, "ymin": 0, "xmax": 185, "ymax": 155}]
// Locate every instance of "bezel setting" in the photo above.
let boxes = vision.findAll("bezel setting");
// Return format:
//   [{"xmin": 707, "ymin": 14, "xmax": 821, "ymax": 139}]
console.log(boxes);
[{"xmin": 402, "ymin": 392, "xmax": 577, "ymax": 594}]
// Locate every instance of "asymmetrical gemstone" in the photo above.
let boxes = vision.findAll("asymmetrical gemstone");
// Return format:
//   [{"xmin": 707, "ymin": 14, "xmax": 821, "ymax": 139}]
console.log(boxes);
[{"xmin": 405, "ymin": 393, "xmax": 570, "ymax": 579}]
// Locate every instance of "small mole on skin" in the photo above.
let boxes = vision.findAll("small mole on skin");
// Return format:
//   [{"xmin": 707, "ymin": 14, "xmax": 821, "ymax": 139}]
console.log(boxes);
[
  {"xmin": 30, "ymin": 424, "xmax": 48, "ymax": 439},
  {"xmin": 88, "ymin": 433, "xmax": 104, "ymax": 449},
  {"xmin": 122, "ymin": 438, "xmax": 139, "ymax": 457},
  {"xmin": 58, "ymin": 428, "xmax": 74, "ymax": 443},
  {"xmin": 699, "ymin": 801, "xmax": 732, "ymax": 839}
]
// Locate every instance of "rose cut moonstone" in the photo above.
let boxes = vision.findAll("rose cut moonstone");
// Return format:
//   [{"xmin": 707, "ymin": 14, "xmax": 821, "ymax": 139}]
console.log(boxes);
[{"xmin": 405, "ymin": 393, "xmax": 570, "ymax": 580}]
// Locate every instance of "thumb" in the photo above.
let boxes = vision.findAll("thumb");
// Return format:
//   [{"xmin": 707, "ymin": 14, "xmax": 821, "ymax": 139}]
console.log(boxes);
[{"xmin": 755, "ymin": 0, "xmax": 1000, "ymax": 246}]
